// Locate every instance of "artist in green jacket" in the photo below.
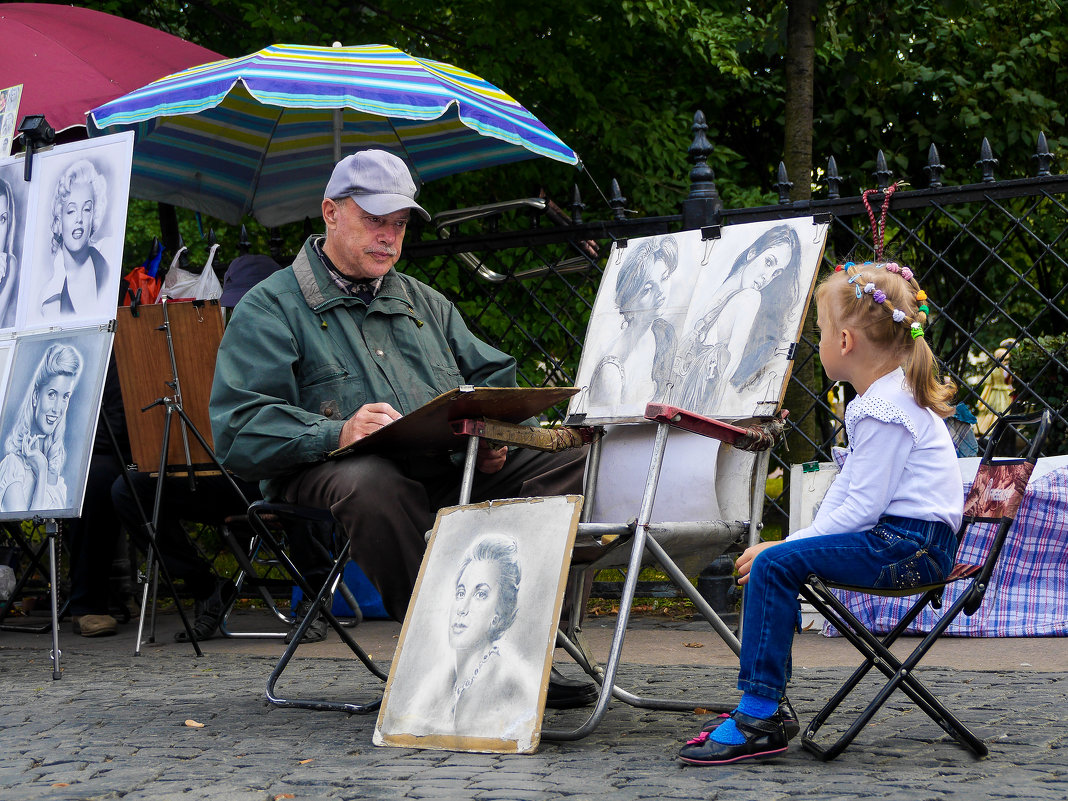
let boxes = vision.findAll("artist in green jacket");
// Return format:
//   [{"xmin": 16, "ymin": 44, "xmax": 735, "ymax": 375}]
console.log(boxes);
[{"xmin": 209, "ymin": 150, "xmax": 592, "ymax": 707}]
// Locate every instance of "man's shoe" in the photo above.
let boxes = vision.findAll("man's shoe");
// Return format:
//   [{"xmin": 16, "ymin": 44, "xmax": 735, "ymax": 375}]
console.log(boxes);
[
  {"xmin": 679, "ymin": 710, "xmax": 789, "ymax": 765},
  {"xmin": 284, "ymin": 598, "xmax": 328, "ymax": 644},
  {"xmin": 72, "ymin": 614, "xmax": 117, "ymax": 637},
  {"xmin": 174, "ymin": 580, "xmax": 235, "ymax": 643},
  {"xmin": 701, "ymin": 696, "xmax": 800, "ymax": 740},
  {"xmin": 545, "ymin": 667, "xmax": 598, "ymax": 709}
]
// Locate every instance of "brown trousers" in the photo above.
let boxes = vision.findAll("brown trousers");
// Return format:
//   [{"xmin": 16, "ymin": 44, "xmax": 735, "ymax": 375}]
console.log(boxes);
[{"xmin": 282, "ymin": 446, "xmax": 588, "ymax": 622}]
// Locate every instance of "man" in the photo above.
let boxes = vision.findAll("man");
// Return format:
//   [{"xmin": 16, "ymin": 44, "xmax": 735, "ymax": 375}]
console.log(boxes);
[{"xmin": 209, "ymin": 150, "xmax": 593, "ymax": 707}]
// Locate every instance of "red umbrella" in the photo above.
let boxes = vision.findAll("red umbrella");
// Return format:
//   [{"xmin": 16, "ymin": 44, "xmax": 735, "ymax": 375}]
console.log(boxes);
[{"xmin": 0, "ymin": 3, "xmax": 224, "ymax": 134}]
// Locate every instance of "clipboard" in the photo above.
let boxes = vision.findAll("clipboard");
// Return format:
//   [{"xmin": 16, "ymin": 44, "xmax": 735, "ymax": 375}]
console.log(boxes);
[{"xmin": 330, "ymin": 385, "xmax": 579, "ymax": 458}]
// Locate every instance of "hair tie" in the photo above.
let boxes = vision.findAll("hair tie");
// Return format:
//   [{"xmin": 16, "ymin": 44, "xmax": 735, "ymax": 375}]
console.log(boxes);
[
  {"xmin": 910, "ymin": 322, "xmax": 924, "ymax": 339},
  {"xmin": 916, "ymin": 290, "xmax": 927, "ymax": 301},
  {"xmin": 863, "ymin": 282, "xmax": 876, "ymax": 294},
  {"xmin": 844, "ymin": 261, "xmax": 855, "ymax": 269},
  {"xmin": 884, "ymin": 262, "xmax": 900, "ymax": 273},
  {"xmin": 918, "ymin": 304, "xmax": 929, "ymax": 314},
  {"xmin": 892, "ymin": 309, "xmax": 906, "ymax": 322},
  {"xmin": 835, "ymin": 263, "xmax": 844, "ymax": 272},
  {"xmin": 873, "ymin": 289, "xmax": 886, "ymax": 304},
  {"xmin": 901, "ymin": 267, "xmax": 914, "ymax": 282}
]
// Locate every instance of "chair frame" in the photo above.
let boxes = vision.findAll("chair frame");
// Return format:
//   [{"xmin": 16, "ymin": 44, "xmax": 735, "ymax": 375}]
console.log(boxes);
[
  {"xmin": 247, "ymin": 500, "xmax": 386, "ymax": 715},
  {"xmin": 798, "ymin": 410, "xmax": 1052, "ymax": 761}
]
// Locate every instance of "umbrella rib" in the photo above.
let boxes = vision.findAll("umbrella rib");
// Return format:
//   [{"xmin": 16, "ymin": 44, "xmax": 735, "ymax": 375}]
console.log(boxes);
[{"xmin": 245, "ymin": 88, "xmax": 286, "ymax": 221}]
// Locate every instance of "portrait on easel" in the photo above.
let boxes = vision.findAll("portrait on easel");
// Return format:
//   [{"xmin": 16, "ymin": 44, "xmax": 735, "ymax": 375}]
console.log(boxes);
[
  {"xmin": 16, "ymin": 132, "xmax": 133, "ymax": 330},
  {"xmin": 569, "ymin": 218, "xmax": 829, "ymax": 423},
  {"xmin": 0, "ymin": 160, "xmax": 29, "ymax": 330},
  {"xmin": 375, "ymin": 495, "xmax": 582, "ymax": 754},
  {"xmin": 0, "ymin": 326, "xmax": 112, "ymax": 519}
]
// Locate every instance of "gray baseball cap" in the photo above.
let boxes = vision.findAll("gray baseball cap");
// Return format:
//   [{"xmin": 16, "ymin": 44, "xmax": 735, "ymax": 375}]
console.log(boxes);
[{"xmin": 324, "ymin": 149, "xmax": 430, "ymax": 221}]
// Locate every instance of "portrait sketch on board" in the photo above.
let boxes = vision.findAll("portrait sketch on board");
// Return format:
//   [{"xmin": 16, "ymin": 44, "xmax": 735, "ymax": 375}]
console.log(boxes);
[
  {"xmin": 375, "ymin": 495, "xmax": 581, "ymax": 753},
  {"xmin": 0, "ymin": 327, "xmax": 112, "ymax": 519},
  {"xmin": 17, "ymin": 133, "xmax": 132, "ymax": 330}
]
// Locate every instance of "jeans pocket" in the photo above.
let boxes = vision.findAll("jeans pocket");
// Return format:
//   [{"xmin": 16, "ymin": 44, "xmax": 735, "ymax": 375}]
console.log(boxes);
[{"xmin": 875, "ymin": 549, "xmax": 946, "ymax": 590}]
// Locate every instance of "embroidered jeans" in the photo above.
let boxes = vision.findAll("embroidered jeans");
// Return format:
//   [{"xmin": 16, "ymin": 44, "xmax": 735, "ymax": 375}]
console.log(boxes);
[{"xmin": 738, "ymin": 516, "xmax": 957, "ymax": 701}]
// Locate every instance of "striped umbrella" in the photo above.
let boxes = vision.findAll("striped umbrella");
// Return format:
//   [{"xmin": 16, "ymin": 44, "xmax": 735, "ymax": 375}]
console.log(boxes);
[{"xmin": 88, "ymin": 43, "xmax": 579, "ymax": 227}]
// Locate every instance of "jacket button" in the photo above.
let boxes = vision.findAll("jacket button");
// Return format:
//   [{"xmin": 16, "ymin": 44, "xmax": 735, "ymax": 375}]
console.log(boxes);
[{"xmin": 375, "ymin": 349, "xmax": 384, "ymax": 357}]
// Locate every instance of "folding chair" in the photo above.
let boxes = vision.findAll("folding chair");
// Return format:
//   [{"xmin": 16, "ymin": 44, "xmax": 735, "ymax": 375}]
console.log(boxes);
[
  {"xmin": 246, "ymin": 500, "xmax": 386, "ymax": 714},
  {"xmin": 799, "ymin": 410, "xmax": 1052, "ymax": 761}
]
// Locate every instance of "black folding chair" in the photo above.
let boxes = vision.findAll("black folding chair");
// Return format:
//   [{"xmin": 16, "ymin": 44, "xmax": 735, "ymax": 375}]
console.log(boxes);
[
  {"xmin": 799, "ymin": 410, "xmax": 1052, "ymax": 761},
  {"xmin": 246, "ymin": 500, "xmax": 386, "ymax": 714}
]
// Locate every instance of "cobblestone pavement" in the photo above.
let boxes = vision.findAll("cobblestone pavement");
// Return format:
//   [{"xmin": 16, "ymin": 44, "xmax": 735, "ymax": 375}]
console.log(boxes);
[{"xmin": 2, "ymin": 641, "xmax": 1066, "ymax": 801}]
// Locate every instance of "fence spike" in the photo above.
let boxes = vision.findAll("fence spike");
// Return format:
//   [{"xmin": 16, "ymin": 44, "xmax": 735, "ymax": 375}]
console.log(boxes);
[
  {"xmin": 682, "ymin": 110, "xmax": 722, "ymax": 229},
  {"xmin": 570, "ymin": 184, "xmax": 585, "ymax": 225},
  {"xmin": 776, "ymin": 161, "xmax": 793, "ymax": 205},
  {"xmin": 925, "ymin": 144, "xmax": 945, "ymax": 189},
  {"xmin": 1034, "ymin": 131, "xmax": 1053, "ymax": 178},
  {"xmin": 825, "ymin": 155, "xmax": 842, "ymax": 199},
  {"xmin": 238, "ymin": 224, "xmax": 251, "ymax": 254},
  {"xmin": 609, "ymin": 179, "xmax": 627, "ymax": 221},
  {"xmin": 874, "ymin": 150, "xmax": 893, "ymax": 190},
  {"xmin": 976, "ymin": 137, "xmax": 998, "ymax": 183}
]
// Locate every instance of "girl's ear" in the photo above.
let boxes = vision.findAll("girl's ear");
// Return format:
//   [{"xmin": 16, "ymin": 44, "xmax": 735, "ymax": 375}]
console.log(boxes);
[{"xmin": 840, "ymin": 326, "xmax": 855, "ymax": 355}]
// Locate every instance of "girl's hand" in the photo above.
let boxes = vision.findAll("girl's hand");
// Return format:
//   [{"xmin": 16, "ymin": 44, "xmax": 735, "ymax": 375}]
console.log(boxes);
[{"xmin": 735, "ymin": 540, "xmax": 784, "ymax": 585}]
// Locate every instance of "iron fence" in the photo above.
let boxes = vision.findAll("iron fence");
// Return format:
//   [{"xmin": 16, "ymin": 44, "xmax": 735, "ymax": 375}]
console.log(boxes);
[{"xmin": 400, "ymin": 115, "xmax": 1068, "ymax": 547}]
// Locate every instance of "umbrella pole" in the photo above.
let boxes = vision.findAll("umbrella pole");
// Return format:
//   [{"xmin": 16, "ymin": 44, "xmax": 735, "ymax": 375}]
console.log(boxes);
[{"xmin": 332, "ymin": 109, "xmax": 343, "ymax": 162}]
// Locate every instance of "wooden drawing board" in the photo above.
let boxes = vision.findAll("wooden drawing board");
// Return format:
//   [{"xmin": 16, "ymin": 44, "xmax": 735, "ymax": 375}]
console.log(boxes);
[
  {"xmin": 330, "ymin": 386, "xmax": 578, "ymax": 458},
  {"xmin": 113, "ymin": 300, "xmax": 224, "ymax": 471}
]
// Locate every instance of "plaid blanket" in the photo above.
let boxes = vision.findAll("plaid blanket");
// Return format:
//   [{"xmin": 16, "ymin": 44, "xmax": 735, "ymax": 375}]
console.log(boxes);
[{"xmin": 825, "ymin": 466, "xmax": 1068, "ymax": 637}]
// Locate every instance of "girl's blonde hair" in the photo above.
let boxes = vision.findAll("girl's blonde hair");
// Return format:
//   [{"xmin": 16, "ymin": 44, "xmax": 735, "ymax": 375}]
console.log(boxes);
[{"xmin": 815, "ymin": 261, "xmax": 956, "ymax": 417}]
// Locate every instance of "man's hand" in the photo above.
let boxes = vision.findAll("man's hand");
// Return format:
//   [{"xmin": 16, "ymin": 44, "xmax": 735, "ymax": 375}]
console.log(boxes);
[
  {"xmin": 475, "ymin": 440, "xmax": 508, "ymax": 474},
  {"xmin": 338, "ymin": 402, "xmax": 402, "ymax": 449},
  {"xmin": 734, "ymin": 539, "xmax": 784, "ymax": 585}
]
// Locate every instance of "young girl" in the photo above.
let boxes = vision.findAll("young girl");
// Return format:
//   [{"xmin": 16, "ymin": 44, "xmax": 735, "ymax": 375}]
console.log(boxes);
[{"xmin": 679, "ymin": 259, "xmax": 964, "ymax": 765}]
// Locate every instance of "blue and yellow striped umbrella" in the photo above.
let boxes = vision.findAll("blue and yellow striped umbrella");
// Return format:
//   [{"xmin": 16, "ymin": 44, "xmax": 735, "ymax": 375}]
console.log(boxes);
[{"xmin": 88, "ymin": 43, "xmax": 580, "ymax": 226}]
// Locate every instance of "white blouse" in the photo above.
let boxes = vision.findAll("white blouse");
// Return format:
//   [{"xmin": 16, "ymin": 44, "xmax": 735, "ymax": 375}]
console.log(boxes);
[{"xmin": 790, "ymin": 368, "xmax": 964, "ymax": 541}]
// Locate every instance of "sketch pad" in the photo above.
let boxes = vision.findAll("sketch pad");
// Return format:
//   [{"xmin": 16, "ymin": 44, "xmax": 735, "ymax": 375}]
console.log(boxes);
[
  {"xmin": 375, "ymin": 495, "xmax": 582, "ymax": 753},
  {"xmin": 329, "ymin": 385, "xmax": 578, "ymax": 458}
]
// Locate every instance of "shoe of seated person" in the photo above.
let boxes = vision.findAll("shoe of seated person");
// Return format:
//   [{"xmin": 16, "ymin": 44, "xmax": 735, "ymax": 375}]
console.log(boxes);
[
  {"xmin": 679, "ymin": 710, "xmax": 790, "ymax": 765},
  {"xmin": 174, "ymin": 579, "xmax": 236, "ymax": 643},
  {"xmin": 284, "ymin": 598, "xmax": 328, "ymax": 644},
  {"xmin": 701, "ymin": 696, "xmax": 800, "ymax": 740},
  {"xmin": 545, "ymin": 666, "xmax": 598, "ymax": 709},
  {"xmin": 72, "ymin": 614, "xmax": 118, "ymax": 637}
]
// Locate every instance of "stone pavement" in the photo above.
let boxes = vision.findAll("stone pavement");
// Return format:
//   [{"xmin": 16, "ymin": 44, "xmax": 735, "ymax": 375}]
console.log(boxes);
[{"xmin": 2, "ymin": 612, "xmax": 1067, "ymax": 801}]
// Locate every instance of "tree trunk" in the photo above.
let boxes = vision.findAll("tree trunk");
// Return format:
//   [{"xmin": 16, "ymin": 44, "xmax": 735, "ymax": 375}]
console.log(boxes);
[{"xmin": 777, "ymin": 0, "xmax": 819, "ymax": 538}]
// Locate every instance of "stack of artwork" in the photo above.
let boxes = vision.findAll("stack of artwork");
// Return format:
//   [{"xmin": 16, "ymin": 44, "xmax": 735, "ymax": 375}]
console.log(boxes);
[{"xmin": 0, "ymin": 132, "xmax": 132, "ymax": 519}]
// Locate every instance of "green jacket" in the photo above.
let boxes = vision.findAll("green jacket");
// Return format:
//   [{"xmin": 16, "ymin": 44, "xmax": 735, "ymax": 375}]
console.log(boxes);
[{"xmin": 209, "ymin": 236, "xmax": 516, "ymax": 498}]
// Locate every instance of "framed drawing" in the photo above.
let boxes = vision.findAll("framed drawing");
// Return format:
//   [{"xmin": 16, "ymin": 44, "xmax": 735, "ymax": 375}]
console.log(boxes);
[
  {"xmin": 0, "ymin": 326, "xmax": 113, "ymax": 520},
  {"xmin": 0, "ymin": 159, "xmax": 30, "ymax": 330},
  {"xmin": 16, "ymin": 131, "xmax": 133, "ymax": 330},
  {"xmin": 375, "ymin": 495, "xmax": 582, "ymax": 754},
  {"xmin": 568, "ymin": 218, "xmax": 829, "ymax": 424}
]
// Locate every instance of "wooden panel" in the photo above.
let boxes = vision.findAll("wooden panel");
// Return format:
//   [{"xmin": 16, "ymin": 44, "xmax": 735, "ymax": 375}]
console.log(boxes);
[{"xmin": 113, "ymin": 300, "xmax": 224, "ymax": 471}]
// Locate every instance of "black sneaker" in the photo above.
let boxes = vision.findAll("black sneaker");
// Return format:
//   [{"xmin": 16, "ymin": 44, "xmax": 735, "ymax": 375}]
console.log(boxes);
[
  {"xmin": 174, "ymin": 579, "xmax": 236, "ymax": 643},
  {"xmin": 284, "ymin": 598, "xmax": 328, "ymax": 644},
  {"xmin": 545, "ymin": 666, "xmax": 598, "ymax": 709}
]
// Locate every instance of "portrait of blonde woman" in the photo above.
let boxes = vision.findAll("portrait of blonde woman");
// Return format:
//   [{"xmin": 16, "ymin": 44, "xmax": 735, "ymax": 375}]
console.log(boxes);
[{"xmin": 0, "ymin": 342, "xmax": 82, "ymax": 513}]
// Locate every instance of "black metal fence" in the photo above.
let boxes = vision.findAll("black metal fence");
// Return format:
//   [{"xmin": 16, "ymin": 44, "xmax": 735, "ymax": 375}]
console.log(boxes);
[{"xmin": 399, "ymin": 115, "xmax": 1068, "ymax": 545}]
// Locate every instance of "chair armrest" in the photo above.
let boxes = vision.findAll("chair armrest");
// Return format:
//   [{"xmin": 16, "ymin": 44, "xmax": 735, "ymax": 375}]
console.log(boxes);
[
  {"xmin": 450, "ymin": 418, "xmax": 597, "ymax": 452},
  {"xmin": 644, "ymin": 404, "xmax": 789, "ymax": 452}
]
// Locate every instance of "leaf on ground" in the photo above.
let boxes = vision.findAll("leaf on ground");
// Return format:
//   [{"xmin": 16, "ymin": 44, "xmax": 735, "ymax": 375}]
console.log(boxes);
[
  {"xmin": 184, "ymin": 719, "xmax": 205, "ymax": 728},
  {"xmin": 683, "ymin": 642, "xmax": 704, "ymax": 648},
  {"xmin": 274, "ymin": 795, "xmax": 296, "ymax": 800},
  {"xmin": 298, "ymin": 758, "xmax": 314, "ymax": 765}
]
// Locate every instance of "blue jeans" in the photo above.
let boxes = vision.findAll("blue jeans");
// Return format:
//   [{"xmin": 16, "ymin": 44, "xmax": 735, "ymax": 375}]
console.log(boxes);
[{"xmin": 738, "ymin": 516, "xmax": 957, "ymax": 700}]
